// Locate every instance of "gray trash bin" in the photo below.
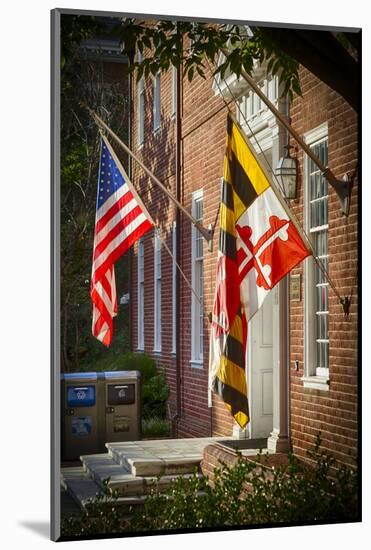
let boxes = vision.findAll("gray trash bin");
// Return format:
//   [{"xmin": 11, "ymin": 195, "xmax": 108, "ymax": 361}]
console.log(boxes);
[
  {"xmin": 62, "ymin": 372, "xmax": 104, "ymax": 460},
  {"xmin": 101, "ymin": 371, "xmax": 141, "ymax": 443}
]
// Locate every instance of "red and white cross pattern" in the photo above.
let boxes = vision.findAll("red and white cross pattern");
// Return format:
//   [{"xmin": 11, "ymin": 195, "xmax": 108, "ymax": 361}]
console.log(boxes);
[{"xmin": 236, "ymin": 187, "xmax": 309, "ymax": 321}]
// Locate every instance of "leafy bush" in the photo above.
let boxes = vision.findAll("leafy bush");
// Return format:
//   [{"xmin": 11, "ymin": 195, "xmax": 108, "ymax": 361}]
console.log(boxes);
[
  {"xmin": 120, "ymin": 352, "xmax": 157, "ymax": 383},
  {"xmin": 131, "ymin": 434, "xmax": 358, "ymax": 531},
  {"xmin": 61, "ymin": 479, "xmax": 127, "ymax": 537},
  {"xmin": 142, "ymin": 416, "xmax": 171, "ymax": 437},
  {"xmin": 142, "ymin": 373, "xmax": 170, "ymax": 419},
  {"xmin": 61, "ymin": 434, "xmax": 358, "ymax": 537}
]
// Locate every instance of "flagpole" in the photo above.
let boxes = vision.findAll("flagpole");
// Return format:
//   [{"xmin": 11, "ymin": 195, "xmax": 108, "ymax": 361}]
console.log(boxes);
[
  {"xmin": 227, "ymin": 111, "xmax": 347, "ymax": 307},
  {"xmin": 88, "ymin": 108, "xmax": 212, "ymax": 244},
  {"xmin": 209, "ymin": 58, "xmax": 348, "ymax": 308},
  {"xmin": 100, "ymin": 132, "xmax": 202, "ymax": 306},
  {"xmin": 220, "ymin": 47, "xmax": 352, "ymax": 216}
]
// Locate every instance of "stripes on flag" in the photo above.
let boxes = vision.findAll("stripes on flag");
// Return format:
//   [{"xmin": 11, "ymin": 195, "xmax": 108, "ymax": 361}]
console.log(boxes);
[
  {"xmin": 91, "ymin": 136, "xmax": 153, "ymax": 346},
  {"xmin": 209, "ymin": 114, "xmax": 310, "ymax": 428}
]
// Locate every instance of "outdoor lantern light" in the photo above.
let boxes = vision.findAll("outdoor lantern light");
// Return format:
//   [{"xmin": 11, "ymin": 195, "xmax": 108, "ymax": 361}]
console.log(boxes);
[{"xmin": 275, "ymin": 144, "xmax": 298, "ymax": 199}]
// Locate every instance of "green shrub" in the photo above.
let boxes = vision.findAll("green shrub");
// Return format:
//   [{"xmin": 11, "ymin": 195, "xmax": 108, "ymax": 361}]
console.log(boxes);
[
  {"xmin": 120, "ymin": 352, "xmax": 157, "ymax": 383},
  {"xmin": 142, "ymin": 373, "xmax": 170, "ymax": 419},
  {"xmin": 131, "ymin": 434, "xmax": 358, "ymax": 531},
  {"xmin": 61, "ymin": 434, "xmax": 358, "ymax": 537},
  {"xmin": 61, "ymin": 479, "xmax": 127, "ymax": 537},
  {"xmin": 142, "ymin": 416, "xmax": 171, "ymax": 437}
]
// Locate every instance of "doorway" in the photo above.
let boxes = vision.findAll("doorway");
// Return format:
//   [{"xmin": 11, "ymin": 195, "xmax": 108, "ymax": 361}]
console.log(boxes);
[{"xmin": 248, "ymin": 288, "xmax": 275, "ymax": 439}]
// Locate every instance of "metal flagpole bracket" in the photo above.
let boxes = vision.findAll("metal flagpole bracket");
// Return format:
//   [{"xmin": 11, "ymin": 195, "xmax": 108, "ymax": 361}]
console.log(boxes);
[
  {"xmin": 323, "ymin": 170, "xmax": 353, "ymax": 216},
  {"xmin": 207, "ymin": 224, "xmax": 214, "ymax": 252},
  {"xmin": 340, "ymin": 296, "xmax": 351, "ymax": 318}
]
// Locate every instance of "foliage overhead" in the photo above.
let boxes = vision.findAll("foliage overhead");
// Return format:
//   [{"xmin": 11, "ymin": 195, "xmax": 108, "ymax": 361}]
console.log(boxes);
[
  {"xmin": 115, "ymin": 19, "xmax": 359, "ymax": 111},
  {"xmin": 117, "ymin": 20, "xmax": 301, "ymax": 102}
]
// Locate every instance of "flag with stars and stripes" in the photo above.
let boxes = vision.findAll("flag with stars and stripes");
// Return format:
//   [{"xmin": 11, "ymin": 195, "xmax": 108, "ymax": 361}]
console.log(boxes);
[
  {"xmin": 91, "ymin": 134, "xmax": 153, "ymax": 346},
  {"xmin": 209, "ymin": 113, "xmax": 310, "ymax": 428}
]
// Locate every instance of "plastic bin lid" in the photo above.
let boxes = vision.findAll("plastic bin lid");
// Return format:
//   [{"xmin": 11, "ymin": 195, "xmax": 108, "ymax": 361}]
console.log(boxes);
[
  {"xmin": 102, "ymin": 370, "xmax": 141, "ymax": 379},
  {"xmin": 61, "ymin": 372, "xmax": 98, "ymax": 381}
]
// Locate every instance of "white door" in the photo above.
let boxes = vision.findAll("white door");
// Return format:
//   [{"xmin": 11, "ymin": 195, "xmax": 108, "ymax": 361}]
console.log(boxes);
[{"xmin": 248, "ymin": 289, "xmax": 274, "ymax": 439}]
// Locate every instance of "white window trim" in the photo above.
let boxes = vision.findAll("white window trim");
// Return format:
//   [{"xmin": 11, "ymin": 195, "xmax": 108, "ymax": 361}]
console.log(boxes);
[
  {"xmin": 153, "ymin": 71, "xmax": 161, "ymax": 133},
  {"xmin": 153, "ymin": 231, "xmax": 162, "ymax": 353},
  {"xmin": 190, "ymin": 189, "xmax": 204, "ymax": 368},
  {"xmin": 302, "ymin": 122, "xmax": 329, "ymax": 391},
  {"xmin": 171, "ymin": 221, "xmax": 177, "ymax": 354},
  {"xmin": 171, "ymin": 65, "xmax": 177, "ymax": 118},
  {"xmin": 137, "ymin": 52, "xmax": 145, "ymax": 147},
  {"xmin": 137, "ymin": 239, "xmax": 145, "ymax": 351}
]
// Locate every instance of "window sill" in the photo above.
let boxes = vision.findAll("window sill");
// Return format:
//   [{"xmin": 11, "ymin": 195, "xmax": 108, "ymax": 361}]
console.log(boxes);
[
  {"xmin": 137, "ymin": 143, "xmax": 144, "ymax": 151},
  {"xmin": 152, "ymin": 127, "xmax": 160, "ymax": 137},
  {"xmin": 301, "ymin": 375, "xmax": 329, "ymax": 391},
  {"xmin": 153, "ymin": 349, "xmax": 162, "ymax": 356},
  {"xmin": 190, "ymin": 359, "xmax": 203, "ymax": 369}
]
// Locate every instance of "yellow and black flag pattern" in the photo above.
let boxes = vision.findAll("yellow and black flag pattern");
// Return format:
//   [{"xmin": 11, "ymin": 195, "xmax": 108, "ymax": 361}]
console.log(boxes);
[{"xmin": 209, "ymin": 113, "xmax": 310, "ymax": 428}]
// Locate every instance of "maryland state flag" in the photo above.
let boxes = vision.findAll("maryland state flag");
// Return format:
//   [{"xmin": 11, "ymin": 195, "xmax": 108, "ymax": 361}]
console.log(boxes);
[{"xmin": 209, "ymin": 113, "xmax": 310, "ymax": 428}]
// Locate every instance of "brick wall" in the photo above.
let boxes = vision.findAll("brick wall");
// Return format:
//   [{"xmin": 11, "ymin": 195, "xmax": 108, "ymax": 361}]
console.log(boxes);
[
  {"xmin": 130, "ymin": 48, "xmax": 235, "ymax": 437},
  {"xmin": 130, "ymin": 52, "xmax": 358, "ymax": 462},
  {"xmin": 130, "ymin": 63, "xmax": 178, "ymax": 413},
  {"xmin": 289, "ymin": 68, "xmax": 358, "ymax": 467}
]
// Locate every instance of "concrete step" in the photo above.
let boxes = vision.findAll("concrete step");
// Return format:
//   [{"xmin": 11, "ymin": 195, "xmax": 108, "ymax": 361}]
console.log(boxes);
[
  {"xmin": 106, "ymin": 441, "xmax": 204, "ymax": 476},
  {"xmin": 80, "ymin": 454, "xmax": 135, "ymax": 492},
  {"xmin": 61, "ymin": 466, "xmax": 148, "ymax": 509},
  {"xmin": 61, "ymin": 466, "xmax": 104, "ymax": 509},
  {"xmin": 80, "ymin": 453, "xmax": 201, "ymax": 496}
]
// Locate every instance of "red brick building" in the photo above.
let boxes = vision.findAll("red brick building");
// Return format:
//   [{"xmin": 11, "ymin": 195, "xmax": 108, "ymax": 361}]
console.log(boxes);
[{"xmin": 129, "ymin": 44, "xmax": 358, "ymax": 466}]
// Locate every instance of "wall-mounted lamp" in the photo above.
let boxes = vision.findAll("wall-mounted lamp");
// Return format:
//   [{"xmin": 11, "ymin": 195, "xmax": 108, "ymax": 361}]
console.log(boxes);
[{"xmin": 275, "ymin": 143, "xmax": 298, "ymax": 199}]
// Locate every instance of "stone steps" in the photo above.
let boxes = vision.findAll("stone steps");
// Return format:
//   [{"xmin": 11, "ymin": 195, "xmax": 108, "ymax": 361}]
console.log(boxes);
[
  {"xmin": 106, "ymin": 439, "xmax": 209, "ymax": 476},
  {"xmin": 61, "ymin": 467, "xmax": 104, "ymax": 509},
  {"xmin": 80, "ymin": 453, "xmax": 201, "ymax": 496},
  {"xmin": 61, "ymin": 466, "xmax": 148, "ymax": 510},
  {"xmin": 61, "ymin": 437, "xmax": 228, "ymax": 511}
]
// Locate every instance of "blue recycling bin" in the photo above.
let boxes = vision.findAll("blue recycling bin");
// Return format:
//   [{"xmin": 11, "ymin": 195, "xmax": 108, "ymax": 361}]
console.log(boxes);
[{"xmin": 62, "ymin": 373, "xmax": 104, "ymax": 461}]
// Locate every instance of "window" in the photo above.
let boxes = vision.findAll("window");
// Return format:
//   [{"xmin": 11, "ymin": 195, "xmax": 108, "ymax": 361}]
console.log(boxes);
[
  {"xmin": 137, "ymin": 239, "xmax": 144, "ymax": 350},
  {"xmin": 153, "ymin": 231, "xmax": 162, "ymax": 352},
  {"xmin": 171, "ymin": 65, "xmax": 177, "ymax": 117},
  {"xmin": 137, "ymin": 52, "xmax": 144, "ymax": 146},
  {"xmin": 237, "ymin": 78, "xmax": 278, "ymax": 126},
  {"xmin": 267, "ymin": 75, "xmax": 278, "ymax": 101},
  {"xmin": 172, "ymin": 221, "xmax": 177, "ymax": 354},
  {"xmin": 303, "ymin": 124, "xmax": 329, "ymax": 390},
  {"xmin": 153, "ymin": 72, "xmax": 161, "ymax": 132},
  {"xmin": 191, "ymin": 191, "xmax": 204, "ymax": 366}
]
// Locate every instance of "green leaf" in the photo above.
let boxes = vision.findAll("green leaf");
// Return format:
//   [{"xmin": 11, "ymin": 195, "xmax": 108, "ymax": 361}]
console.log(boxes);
[
  {"xmin": 188, "ymin": 66, "xmax": 195, "ymax": 81},
  {"xmin": 142, "ymin": 35, "xmax": 152, "ymax": 49},
  {"xmin": 196, "ymin": 65, "xmax": 205, "ymax": 79}
]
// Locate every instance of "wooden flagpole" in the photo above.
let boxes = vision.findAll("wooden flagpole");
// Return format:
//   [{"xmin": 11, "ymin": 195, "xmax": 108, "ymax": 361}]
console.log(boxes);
[
  {"xmin": 207, "ymin": 52, "xmax": 349, "ymax": 309},
  {"xmin": 227, "ymin": 112, "xmax": 346, "ymax": 306},
  {"xmin": 220, "ymin": 47, "xmax": 352, "ymax": 216},
  {"xmin": 212, "ymin": 61, "xmax": 349, "ymax": 311},
  {"xmin": 89, "ymin": 108, "xmax": 212, "ymax": 244}
]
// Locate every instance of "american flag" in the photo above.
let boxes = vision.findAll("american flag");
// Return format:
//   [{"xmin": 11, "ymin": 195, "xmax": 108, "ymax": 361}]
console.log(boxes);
[{"xmin": 91, "ymin": 135, "xmax": 153, "ymax": 346}]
